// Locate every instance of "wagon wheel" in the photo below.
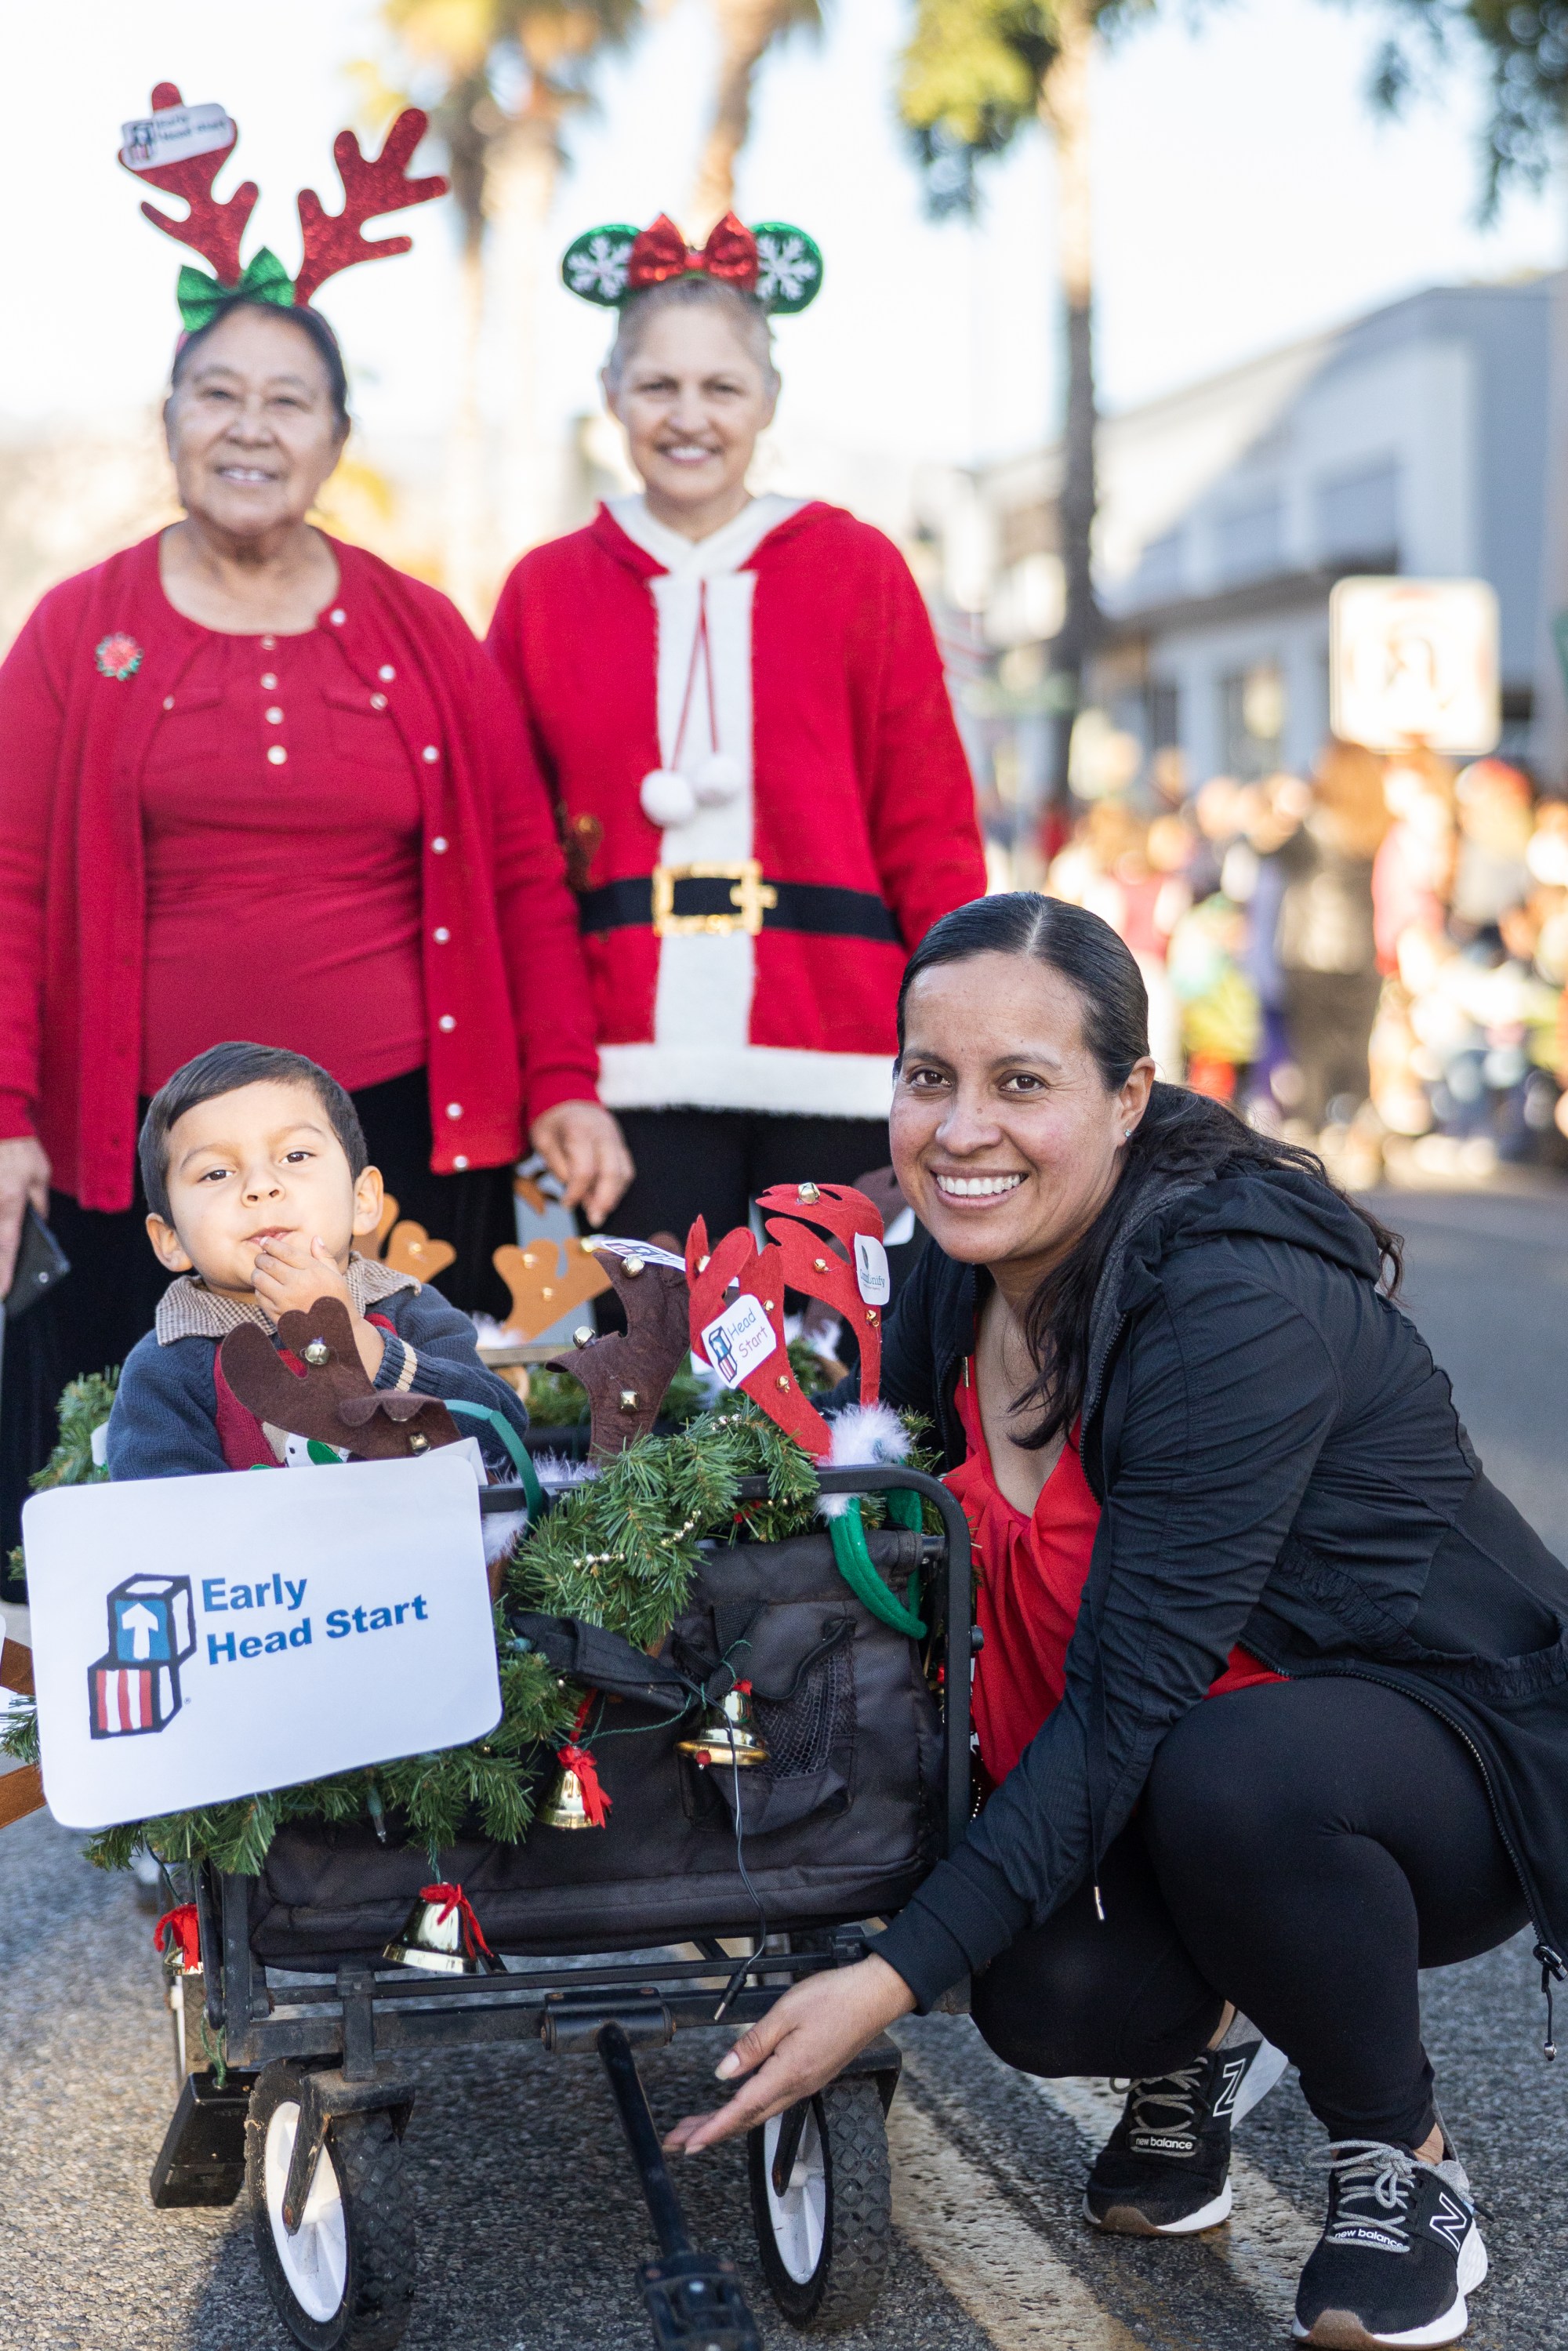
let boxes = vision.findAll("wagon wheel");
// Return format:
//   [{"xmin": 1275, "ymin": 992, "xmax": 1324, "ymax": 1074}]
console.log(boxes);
[
  {"xmin": 748, "ymin": 2075, "xmax": 891, "ymax": 2329},
  {"xmin": 247, "ymin": 2063, "xmax": 417, "ymax": 2351}
]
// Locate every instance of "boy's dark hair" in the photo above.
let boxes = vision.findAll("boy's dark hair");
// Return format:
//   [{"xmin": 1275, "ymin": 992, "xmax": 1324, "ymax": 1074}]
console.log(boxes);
[{"xmin": 140, "ymin": 1043, "xmax": 368, "ymax": 1223}]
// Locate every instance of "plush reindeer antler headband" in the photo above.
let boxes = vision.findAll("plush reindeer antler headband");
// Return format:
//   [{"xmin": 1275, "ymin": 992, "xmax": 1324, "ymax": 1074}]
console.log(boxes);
[
  {"xmin": 118, "ymin": 85, "xmax": 448, "ymax": 331},
  {"xmin": 561, "ymin": 213, "xmax": 822, "ymax": 315}
]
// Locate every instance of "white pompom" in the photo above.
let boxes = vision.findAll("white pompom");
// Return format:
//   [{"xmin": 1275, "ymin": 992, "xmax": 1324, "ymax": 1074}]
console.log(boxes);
[
  {"xmin": 817, "ymin": 1401, "xmax": 912, "ymax": 1518},
  {"xmin": 691, "ymin": 751, "xmax": 746, "ymax": 805},
  {"xmin": 640, "ymin": 767, "xmax": 699, "ymax": 827}
]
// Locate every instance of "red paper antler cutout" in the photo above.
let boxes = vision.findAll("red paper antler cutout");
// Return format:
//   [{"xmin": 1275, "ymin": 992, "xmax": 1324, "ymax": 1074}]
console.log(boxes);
[
  {"xmin": 686, "ymin": 1219, "xmax": 833, "ymax": 1455},
  {"xmin": 295, "ymin": 111, "xmax": 447, "ymax": 304},
  {"xmin": 757, "ymin": 1184, "xmax": 887, "ymax": 1409},
  {"xmin": 123, "ymin": 83, "xmax": 257, "ymax": 285}
]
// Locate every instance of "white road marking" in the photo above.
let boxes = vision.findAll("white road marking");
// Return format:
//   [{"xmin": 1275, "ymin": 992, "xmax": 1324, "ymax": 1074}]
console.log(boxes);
[
  {"xmin": 889, "ymin": 2087, "xmax": 1143, "ymax": 2350},
  {"xmin": 1029, "ymin": 2073, "xmax": 1319, "ymax": 2331}
]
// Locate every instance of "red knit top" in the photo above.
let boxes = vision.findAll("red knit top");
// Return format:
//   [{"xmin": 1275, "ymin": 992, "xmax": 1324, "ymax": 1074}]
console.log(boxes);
[
  {"xmin": 0, "ymin": 535, "xmax": 600, "ymax": 1209},
  {"xmin": 948, "ymin": 1366, "xmax": 1282, "ymax": 1787},
  {"xmin": 140, "ymin": 622, "xmax": 425, "ymax": 1094}
]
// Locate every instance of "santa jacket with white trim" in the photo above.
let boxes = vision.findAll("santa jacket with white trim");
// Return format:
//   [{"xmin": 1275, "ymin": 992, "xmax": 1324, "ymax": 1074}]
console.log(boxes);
[{"xmin": 486, "ymin": 499, "xmax": 987, "ymax": 1120}]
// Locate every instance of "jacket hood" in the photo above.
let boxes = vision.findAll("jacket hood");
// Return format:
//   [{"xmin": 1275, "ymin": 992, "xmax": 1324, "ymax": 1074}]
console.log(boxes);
[
  {"xmin": 1154, "ymin": 1163, "xmax": 1386, "ymax": 1281},
  {"xmin": 587, "ymin": 497, "xmax": 837, "ymax": 579},
  {"xmin": 1083, "ymin": 1161, "xmax": 1386, "ymax": 1435}
]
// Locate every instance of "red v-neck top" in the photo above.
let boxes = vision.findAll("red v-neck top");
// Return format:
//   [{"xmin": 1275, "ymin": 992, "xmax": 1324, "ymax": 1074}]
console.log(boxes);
[{"xmin": 949, "ymin": 1365, "xmax": 1283, "ymax": 1787}]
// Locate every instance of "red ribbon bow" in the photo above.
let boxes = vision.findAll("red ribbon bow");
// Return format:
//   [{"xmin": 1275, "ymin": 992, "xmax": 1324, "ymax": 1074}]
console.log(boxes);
[
  {"xmin": 153, "ymin": 1903, "xmax": 203, "ymax": 1974},
  {"xmin": 626, "ymin": 212, "xmax": 759, "ymax": 294},
  {"xmin": 419, "ymin": 1881, "xmax": 493, "ymax": 1960}
]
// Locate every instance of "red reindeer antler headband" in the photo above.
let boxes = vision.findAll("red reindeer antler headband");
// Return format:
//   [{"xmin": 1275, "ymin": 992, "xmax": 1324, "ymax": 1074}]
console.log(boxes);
[{"xmin": 118, "ymin": 85, "xmax": 448, "ymax": 330}]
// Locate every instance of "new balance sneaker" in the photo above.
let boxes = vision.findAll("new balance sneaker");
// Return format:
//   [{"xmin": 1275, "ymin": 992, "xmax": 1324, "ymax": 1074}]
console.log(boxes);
[
  {"xmin": 1083, "ymin": 2034, "xmax": 1290, "ymax": 2234},
  {"xmin": 1293, "ymin": 2138, "xmax": 1487, "ymax": 2347}
]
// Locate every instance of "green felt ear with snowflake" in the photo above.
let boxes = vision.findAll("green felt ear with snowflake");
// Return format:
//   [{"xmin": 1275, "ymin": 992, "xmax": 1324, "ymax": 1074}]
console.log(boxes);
[
  {"xmin": 561, "ymin": 224, "xmax": 640, "ymax": 307},
  {"xmin": 750, "ymin": 223, "xmax": 823, "ymax": 314}
]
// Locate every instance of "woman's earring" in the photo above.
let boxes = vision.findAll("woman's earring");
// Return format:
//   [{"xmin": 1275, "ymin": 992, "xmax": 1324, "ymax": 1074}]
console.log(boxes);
[{"xmin": 1124, "ymin": 1127, "xmax": 1133, "ymax": 1139}]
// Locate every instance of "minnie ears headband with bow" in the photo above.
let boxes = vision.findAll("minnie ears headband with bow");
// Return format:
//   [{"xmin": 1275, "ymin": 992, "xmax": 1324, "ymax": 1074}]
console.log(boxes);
[
  {"xmin": 118, "ymin": 85, "xmax": 448, "ymax": 330},
  {"xmin": 561, "ymin": 213, "xmax": 822, "ymax": 315}
]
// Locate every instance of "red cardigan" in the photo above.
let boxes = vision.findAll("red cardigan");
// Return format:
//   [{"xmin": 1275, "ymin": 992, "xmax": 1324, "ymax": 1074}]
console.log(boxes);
[
  {"xmin": 487, "ymin": 502, "xmax": 985, "ymax": 1110},
  {"xmin": 0, "ymin": 535, "xmax": 599, "ymax": 1212}
]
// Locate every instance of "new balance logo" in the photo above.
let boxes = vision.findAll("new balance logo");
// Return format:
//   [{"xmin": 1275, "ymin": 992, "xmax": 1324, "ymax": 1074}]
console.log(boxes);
[
  {"xmin": 1428, "ymin": 2191, "xmax": 1472, "ymax": 2254},
  {"xmin": 1211, "ymin": 2056, "xmax": 1248, "ymax": 2121},
  {"xmin": 1328, "ymin": 2225, "xmax": 1407, "ymax": 2254}
]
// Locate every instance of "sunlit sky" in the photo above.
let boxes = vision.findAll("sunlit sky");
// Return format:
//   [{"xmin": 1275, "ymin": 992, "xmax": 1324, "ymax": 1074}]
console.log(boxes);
[{"xmin": 8, "ymin": 0, "xmax": 1565, "ymax": 471}]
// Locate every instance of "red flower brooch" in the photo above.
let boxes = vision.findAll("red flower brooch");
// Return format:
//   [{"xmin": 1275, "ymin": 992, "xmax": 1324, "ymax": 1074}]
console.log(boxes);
[{"xmin": 95, "ymin": 633, "xmax": 143, "ymax": 681}]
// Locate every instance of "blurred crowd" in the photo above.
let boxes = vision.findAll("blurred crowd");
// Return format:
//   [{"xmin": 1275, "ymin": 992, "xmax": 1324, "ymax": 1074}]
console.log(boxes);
[{"xmin": 1045, "ymin": 742, "xmax": 1568, "ymax": 1186}]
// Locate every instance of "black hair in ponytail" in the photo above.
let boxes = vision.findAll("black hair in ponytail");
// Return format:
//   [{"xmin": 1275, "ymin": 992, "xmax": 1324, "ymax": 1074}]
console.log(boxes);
[{"xmin": 896, "ymin": 893, "xmax": 1403, "ymax": 1449}]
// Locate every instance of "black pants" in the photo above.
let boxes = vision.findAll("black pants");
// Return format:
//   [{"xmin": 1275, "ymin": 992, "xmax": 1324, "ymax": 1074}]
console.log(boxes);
[
  {"xmin": 0, "ymin": 1069, "xmax": 514, "ymax": 1561},
  {"xmin": 609, "ymin": 1110, "xmax": 893, "ymax": 1248},
  {"xmin": 1283, "ymin": 971, "xmax": 1382, "ymax": 1127},
  {"xmin": 971, "ymin": 1678, "xmax": 1527, "ymax": 2150}
]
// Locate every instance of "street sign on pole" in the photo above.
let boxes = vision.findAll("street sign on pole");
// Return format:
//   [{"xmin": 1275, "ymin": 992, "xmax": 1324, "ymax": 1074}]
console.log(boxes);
[{"xmin": 1329, "ymin": 576, "xmax": 1501, "ymax": 754}]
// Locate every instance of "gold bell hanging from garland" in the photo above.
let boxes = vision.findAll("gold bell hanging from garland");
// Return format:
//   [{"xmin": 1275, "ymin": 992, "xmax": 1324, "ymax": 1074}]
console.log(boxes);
[
  {"xmin": 539, "ymin": 1760, "xmax": 595, "ymax": 1829},
  {"xmin": 539, "ymin": 1696, "xmax": 612, "ymax": 1830},
  {"xmin": 383, "ymin": 1881, "xmax": 499, "ymax": 1975},
  {"xmin": 677, "ymin": 1679, "xmax": 769, "ymax": 1769}
]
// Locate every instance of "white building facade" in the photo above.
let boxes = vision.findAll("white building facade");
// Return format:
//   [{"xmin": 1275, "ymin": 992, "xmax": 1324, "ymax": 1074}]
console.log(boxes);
[{"xmin": 953, "ymin": 276, "xmax": 1555, "ymax": 796}]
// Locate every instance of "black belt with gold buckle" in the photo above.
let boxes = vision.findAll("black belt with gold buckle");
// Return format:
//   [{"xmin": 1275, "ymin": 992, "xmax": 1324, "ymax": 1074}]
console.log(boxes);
[{"xmin": 578, "ymin": 862, "xmax": 900, "ymax": 944}]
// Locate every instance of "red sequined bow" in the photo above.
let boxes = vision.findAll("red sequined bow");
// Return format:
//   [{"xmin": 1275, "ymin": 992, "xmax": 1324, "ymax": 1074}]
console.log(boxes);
[
  {"xmin": 626, "ymin": 212, "xmax": 759, "ymax": 294},
  {"xmin": 419, "ymin": 1882, "xmax": 493, "ymax": 1960}
]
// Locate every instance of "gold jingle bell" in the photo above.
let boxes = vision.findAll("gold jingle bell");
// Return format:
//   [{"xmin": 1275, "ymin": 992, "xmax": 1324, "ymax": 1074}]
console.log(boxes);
[
  {"xmin": 383, "ymin": 1883, "xmax": 498, "ymax": 1975},
  {"xmin": 539, "ymin": 1761, "xmax": 596, "ymax": 1829},
  {"xmin": 677, "ymin": 1682, "xmax": 770, "ymax": 1769}
]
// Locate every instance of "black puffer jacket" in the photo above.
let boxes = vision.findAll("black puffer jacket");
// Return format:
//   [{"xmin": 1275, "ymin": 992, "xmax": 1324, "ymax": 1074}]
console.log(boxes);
[{"xmin": 871, "ymin": 1164, "xmax": 1568, "ymax": 2011}]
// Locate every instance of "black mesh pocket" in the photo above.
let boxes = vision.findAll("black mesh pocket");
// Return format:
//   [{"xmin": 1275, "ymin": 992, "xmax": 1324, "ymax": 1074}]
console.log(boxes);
[{"xmin": 753, "ymin": 1639, "xmax": 853, "ymax": 1780}]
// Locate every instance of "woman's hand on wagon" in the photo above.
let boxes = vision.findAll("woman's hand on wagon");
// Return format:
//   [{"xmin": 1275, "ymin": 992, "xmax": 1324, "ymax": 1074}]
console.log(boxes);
[
  {"xmin": 662, "ymin": 1956, "xmax": 916, "ymax": 2157},
  {"xmin": 528, "ymin": 1101, "xmax": 634, "ymax": 1228},
  {"xmin": 0, "ymin": 1135, "xmax": 51, "ymax": 1298}
]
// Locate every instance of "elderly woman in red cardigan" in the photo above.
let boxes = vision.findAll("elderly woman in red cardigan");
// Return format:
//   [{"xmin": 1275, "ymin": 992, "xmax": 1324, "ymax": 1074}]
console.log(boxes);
[
  {"xmin": 0, "ymin": 92, "xmax": 628, "ymax": 1545},
  {"xmin": 486, "ymin": 215, "xmax": 986, "ymax": 1249}
]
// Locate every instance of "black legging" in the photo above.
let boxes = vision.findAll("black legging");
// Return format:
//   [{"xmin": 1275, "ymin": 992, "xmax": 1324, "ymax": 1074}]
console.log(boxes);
[{"xmin": 971, "ymin": 1677, "xmax": 1527, "ymax": 2150}]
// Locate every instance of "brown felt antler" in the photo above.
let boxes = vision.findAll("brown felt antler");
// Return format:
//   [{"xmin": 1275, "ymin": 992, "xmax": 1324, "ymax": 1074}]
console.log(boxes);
[
  {"xmin": 294, "ymin": 111, "xmax": 448, "ymax": 304},
  {"xmin": 219, "ymin": 1297, "xmax": 459, "ymax": 1460},
  {"xmin": 547, "ymin": 1251, "xmax": 691, "ymax": 1455},
  {"xmin": 122, "ymin": 83, "xmax": 257, "ymax": 285},
  {"xmin": 492, "ymin": 1238, "xmax": 611, "ymax": 1342}
]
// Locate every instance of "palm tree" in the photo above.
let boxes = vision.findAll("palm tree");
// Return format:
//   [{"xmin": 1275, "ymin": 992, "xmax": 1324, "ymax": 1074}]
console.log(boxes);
[
  {"xmin": 898, "ymin": 0, "xmax": 1103, "ymax": 836},
  {"xmin": 376, "ymin": 0, "xmax": 645, "ymax": 610},
  {"xmin": 690, "ymin": 0, "xmax": 824, "ymax": 234}
]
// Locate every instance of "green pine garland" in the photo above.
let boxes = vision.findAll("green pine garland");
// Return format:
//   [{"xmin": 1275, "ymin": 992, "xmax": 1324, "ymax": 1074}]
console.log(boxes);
[{"xmin": 4, "ymin": 1377, "xmax": 870, "ymax": 1878}]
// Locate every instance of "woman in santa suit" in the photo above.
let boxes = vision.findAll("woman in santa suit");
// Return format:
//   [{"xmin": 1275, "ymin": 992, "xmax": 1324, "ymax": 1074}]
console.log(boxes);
[
  {"xmin": 486, "ymin": 214, "xmax": 986, "ymax": 1246},
  {"xmin": 0, "ymin": 91, "xmax": 627, "ymax": 1545}
]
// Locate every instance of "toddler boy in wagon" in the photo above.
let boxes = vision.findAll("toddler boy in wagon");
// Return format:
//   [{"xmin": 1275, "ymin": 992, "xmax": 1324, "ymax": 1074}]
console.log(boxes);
[{"xmin": 107, "ymin": 1040, "xmax": 531, "ymax": 1483}]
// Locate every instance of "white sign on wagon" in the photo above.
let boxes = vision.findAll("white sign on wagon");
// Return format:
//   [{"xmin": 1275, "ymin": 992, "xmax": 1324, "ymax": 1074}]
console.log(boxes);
[
  {"xmin": 1329, "ymin": 576, "xmax": 1501, "ymax": 755},
  {"xmin": 24, "ymin": 1454, "xmax": 500, "ymax": 1831}
]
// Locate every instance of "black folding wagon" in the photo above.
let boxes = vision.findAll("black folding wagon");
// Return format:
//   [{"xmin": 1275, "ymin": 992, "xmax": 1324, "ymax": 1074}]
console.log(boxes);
[{"xmin": 148, "ymin": 1462, "xmax": 974, "ymax": 2351}]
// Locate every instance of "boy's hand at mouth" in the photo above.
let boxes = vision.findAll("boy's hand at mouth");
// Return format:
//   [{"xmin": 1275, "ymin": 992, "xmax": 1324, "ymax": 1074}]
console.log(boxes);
[{"xmin": 251, "ymin": 1232, "xmax": 386, "ymax": 1377}]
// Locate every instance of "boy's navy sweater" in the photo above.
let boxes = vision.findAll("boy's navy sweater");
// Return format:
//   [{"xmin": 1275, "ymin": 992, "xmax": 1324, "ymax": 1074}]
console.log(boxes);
[{"xmin": 108, "ymin": 1279, "xmax": 532, "ymax": 1484}]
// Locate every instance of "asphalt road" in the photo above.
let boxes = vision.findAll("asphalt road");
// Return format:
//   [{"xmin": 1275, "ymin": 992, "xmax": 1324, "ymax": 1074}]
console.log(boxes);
[{"xmin": 2, "ymin": 1184, "xmax": 1567, "ymax": 2351}]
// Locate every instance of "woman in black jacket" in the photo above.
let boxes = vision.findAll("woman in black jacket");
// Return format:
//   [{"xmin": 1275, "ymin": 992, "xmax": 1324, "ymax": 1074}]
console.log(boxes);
[{"xmin": 666, "ymin": 892, "xmax": 1568, "ymax": 2349}]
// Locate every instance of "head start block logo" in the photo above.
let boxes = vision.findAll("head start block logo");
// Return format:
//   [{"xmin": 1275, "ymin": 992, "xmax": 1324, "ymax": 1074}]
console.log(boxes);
[{"xmin": 88, "ymin": 1576, "xmax": 196, "ymax": 1739}]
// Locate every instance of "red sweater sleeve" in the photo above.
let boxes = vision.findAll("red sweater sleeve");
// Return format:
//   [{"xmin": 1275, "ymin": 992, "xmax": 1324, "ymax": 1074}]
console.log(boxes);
[
  {"xmin": 0, "ymin": 609, "xmax": 59, "ymax": 1140},
  {"xmin": 462, "ymin": 632, "xmax": 599, "ymax": 1122},
  {"xmin": 850, "ymin": 539, "xmax": 986, "ymax": 951}
]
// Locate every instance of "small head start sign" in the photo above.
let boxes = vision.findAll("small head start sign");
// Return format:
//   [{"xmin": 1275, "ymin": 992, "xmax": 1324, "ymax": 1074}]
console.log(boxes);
[{"xmin": 24, "ymin": 1455, "xmax": 501, "ymax": 1830}]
